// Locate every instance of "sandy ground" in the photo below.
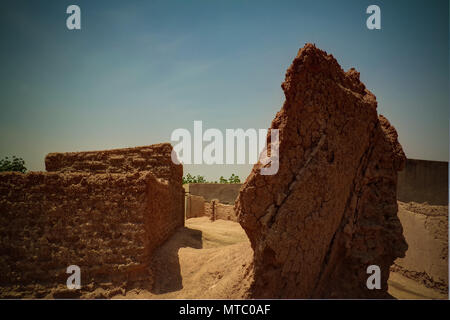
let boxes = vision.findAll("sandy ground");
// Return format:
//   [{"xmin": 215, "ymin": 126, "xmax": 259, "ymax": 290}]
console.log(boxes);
[
  {"xmin": 390, "ymin": 201, "xmax": 448, "ymax": 297},
  {"xmin": 398, "ymin": 201, "xmax": 448, "ymax": 217},
  {"xmin": 113, "ymin": 217, "xmax": 253, "ymax": 299},
  {"xmin": 388, "ymin": 272, "xmax": 447, "ymax": 299},
  {"xmin": 111, "ymin": 216, "xmax": 447, "ymax": 300}
]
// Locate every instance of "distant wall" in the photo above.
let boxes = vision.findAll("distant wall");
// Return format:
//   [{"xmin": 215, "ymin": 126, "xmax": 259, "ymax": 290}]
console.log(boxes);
[
  {"xmin": 397, "ymin": 159, "xmax": 448, "ymax": 205},
  {"xmin": 185, "ymin": 195, "xmax": 205, "ymax": 219},
  {"xmin": 186, "ymin": 159, "xmax": 449, "ymax": 206},
  {"xmin": 215, "ymin": 203, "xmax": 237, "ymax": 222},
  {"xmin": 0, "ymin": 171, "xmax": 183, "ymax": 293},
  {"xmin": 204, "ymin": 201, "xmax": 213, "ymax": 218},
  {"xmin": 199, "ymin": 200, "xmax": 237, "ymax": 222},
  {"xmin": 185, "ymin": 158, "xmax": 449, "ymax": 207},
  {"xmin": 186, "ymin": 183, "xmax": 243, "ymax": 205}
]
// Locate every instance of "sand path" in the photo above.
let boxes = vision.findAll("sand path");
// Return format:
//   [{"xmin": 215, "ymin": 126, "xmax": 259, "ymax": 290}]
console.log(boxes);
[
  {"xmin": 114, "ymin": 217, "xmax": 253, "ymax": 299},
  {"xmin": 113, "ymin": 216, "xmax": 445, "ymax": 299}
]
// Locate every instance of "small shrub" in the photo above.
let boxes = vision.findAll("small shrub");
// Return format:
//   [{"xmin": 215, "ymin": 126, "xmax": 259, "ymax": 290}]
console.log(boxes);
[
  {"xmin": 0, "ymin": 156, "xmax": 27, "ymax": 173},
  {"xmin": 182, "ymin": 173, "xmax": 241, "ymax": 184},
  {"xmin": 228, "ymin": 173, "xmax": 241, "ymax": 184},
  {"xmin": 219, "ymin": 176, "xmax": 228, "ymax": 184},
  {"xmin": 182, "ymin": 173, "xmax": 207, "ymax": 184}
]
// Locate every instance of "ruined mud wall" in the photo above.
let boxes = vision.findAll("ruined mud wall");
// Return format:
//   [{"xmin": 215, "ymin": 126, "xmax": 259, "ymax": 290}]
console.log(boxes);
[
  {"xmin": 236, "ymin": 44, "xmax": 407, "ymax": 299},
  {"xmin": 45, "ymin": 143, "xmax": 179, "ymax": 180},
  {"xmin": 186, "ymin": 183, "xmax": 242, "ymax": 204},
  {"xmin": 0, "ymin": 171, "xmax": 182, "ymax": 297},
  {"xmin": 195, "ymin": 200, "xmax": 237, "ymax": 222},
  {"xmin": 392, "ymin": 202, "xmax": 448, "ymax": 293},
  {"xmin": 204, "ymin": 201, "xmax": 213, "ymax": 218},
  {"xmin": 215, "ymin": 203, "xmax": 237, "ymax": 222},
  {"xmin": 397, "ymin": 159, "xmax": 448, "ymax": 205},
  {"xmin": 185, "ymin": 195, "xmax": 205, "ymax": 219},
  {"xmin": 45, "ymin": 143, "xmax": 184, "ymax": 227}
]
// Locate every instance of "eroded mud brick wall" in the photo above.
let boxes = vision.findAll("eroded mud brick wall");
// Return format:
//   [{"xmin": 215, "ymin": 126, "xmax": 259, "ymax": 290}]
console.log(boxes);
[
  {"xmin": 187, "ymin": 183, "xmax": 242, "ymax": 205},
  {"xmin": 0, "ymin": 171, "xmax": 181, "ymax": 291},
  {"xmin": 236, "ymin": 44, "xmax": 407, "ymax": 299},
  {"xmin": 45, "ymin": 143, "xmax": 184, "ymax": 226},
  {"xmin": 215, "ymin": 203, "xmax": 237, "ymax": 222},
  {"xmin": 185, "ymin": 195, "xmax": 205, "ymax": 219},
  {"xmin": 45, "ymin": 143, "xmax": 177, "ymax": 179}
]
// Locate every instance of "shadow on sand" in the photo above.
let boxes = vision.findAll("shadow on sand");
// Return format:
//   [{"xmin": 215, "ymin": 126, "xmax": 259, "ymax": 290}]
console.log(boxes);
[{"xmin": 150, "ymin": 227, "xmax": 203, "ymax": 294}]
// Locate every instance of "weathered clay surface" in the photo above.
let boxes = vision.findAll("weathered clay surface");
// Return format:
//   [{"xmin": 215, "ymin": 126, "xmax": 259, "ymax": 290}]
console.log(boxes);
[
  {"xmin": 45, "ymin": 143, "xmax": 181, "ymax": 182},
  {"xmin": 235, "ymin": 44, "xmax": 407, "ymax": 298},
  {"xmin": 45, "ymin": 143, "xmax": 185, "ymax": 230},
  {"xmin": 185, "ymin": 194, "xmax": 206, "ymax": 219},
  {"xmin": 0, "ymin": 143, "xmax": 185, "ymax": 298},
  {"xmin": 0, "ymin": 170, "xmax": 184, "ymax": 298}
]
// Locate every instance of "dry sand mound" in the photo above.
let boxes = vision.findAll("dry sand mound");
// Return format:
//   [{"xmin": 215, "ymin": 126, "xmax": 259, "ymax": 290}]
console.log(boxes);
[
  {"xmin": 391, "ymin": 202, "xmax": 448, "ymax": 294},
  {"xmin": 113, "ymin": 217, "xmax": 253, "ymax": 299}
]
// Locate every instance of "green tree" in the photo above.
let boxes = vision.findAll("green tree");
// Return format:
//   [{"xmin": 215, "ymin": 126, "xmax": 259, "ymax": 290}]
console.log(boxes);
[
  {"xmin": 182, "ymin": 173, "xmax": 207, "ymax": 184},
  {"xmin": 228, "ymin": 173, "xmax": 241, "ymax": 184},
  {"xmin": 0, "ymin": 156, "xmax": 27, "ymax": 173},
  {"xmin": 195, "ymin": 175, "xmax": 206, "ymax": 183},
  {"xmin": 182, "ymin": 173, "xmax": 194, "ymax": 184},
  {"xmin": 182, "ymin": 173, "xmax": 241, "ymax": 184},
  {"xmin": 219, "ymin": 176, "xmax": 228, "ymax": 184}
]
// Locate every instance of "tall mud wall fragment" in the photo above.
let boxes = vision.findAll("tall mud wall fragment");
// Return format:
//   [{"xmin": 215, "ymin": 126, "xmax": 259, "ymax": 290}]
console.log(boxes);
[{"xmin": 235, "ymin": 44, "xmax": 407, "ymax": 298}]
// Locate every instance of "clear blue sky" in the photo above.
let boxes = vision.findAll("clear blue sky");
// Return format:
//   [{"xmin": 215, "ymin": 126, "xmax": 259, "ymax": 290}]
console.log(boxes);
[{"xmin": 0, "ymin": 0, "xmax": 448, "ymax": 181}]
